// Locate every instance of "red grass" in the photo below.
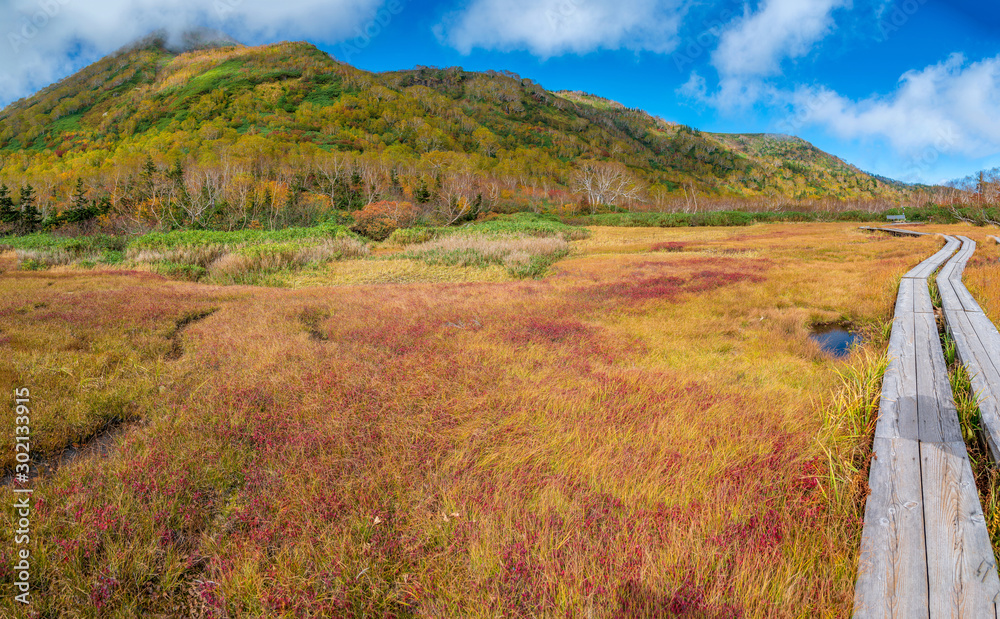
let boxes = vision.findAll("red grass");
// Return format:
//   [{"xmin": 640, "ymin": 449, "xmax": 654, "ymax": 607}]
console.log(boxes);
[{"xmin": 0, "ymin": 225, "xmax": 925, "ymax": 616}]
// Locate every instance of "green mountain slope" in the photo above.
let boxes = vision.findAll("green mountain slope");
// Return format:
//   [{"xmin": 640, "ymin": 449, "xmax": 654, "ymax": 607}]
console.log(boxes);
[{"xmin": 0, "ymin": 36, "xmax": 910, "ymax": 230}]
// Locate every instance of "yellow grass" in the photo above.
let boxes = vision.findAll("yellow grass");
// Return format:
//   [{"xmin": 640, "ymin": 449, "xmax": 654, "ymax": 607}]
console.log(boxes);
[{"xmin": 0, "ymin": 223, "xmax": 946, "ymax": 616}]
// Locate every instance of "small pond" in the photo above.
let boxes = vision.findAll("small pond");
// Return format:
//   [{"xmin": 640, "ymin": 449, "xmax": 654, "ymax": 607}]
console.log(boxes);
[{"xmin": 810, "ymin": 324, "xmax": 861, "ymax": 358}]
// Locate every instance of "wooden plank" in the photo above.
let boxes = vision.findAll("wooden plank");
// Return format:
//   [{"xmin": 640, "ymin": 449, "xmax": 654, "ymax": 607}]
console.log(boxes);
[
  {"xmin": 886, "ymin": 228, "xmax": 931, "ymax": 237},
  {"xmin": 905, "ymin": 237, "xmax": 960, "ymax": 280},
  {"xmin": 915, "ymin": 311, "xmax": 964, "ymax": 443},
  {"xmin": 939, "ymin": 275, "xmax": 966, "ymax": 314},
  {"xmin": 861, "ymin": 226, "xmax": 931, "ymax": 238},
  {"xmin": 961, "ymin": 311, "xmax": 1000, "ymax": 463},
  {"xmin": 914, "ymin": 278, "xmax": 935, "ymax": 315},
  {"xmin": 939, "ymin": 237, "xmax": 983, "ymax": 314},
  {"xmin": 895, "ymin": 278, "xmax": 916, "ymax": 316},
  {"xmin": 920, "ymin": 440, "xmax": 1000, "ymax": 616},
  {"xmin": 854, "ymin": 437, "xmax": 928, "ymax": 617},
  {"xmin": 876, "ymin": 313, "xmax": 919, "ymax": 441},
  {"xmin": 953, "ymin": 238, "xmax": 985, "ymax": 315}
]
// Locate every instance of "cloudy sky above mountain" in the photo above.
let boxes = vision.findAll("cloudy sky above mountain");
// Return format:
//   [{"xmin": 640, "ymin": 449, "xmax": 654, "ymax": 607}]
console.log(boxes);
[{"xmin": 2, "ymin": 0, "xmax": 999, "ymax": 183}]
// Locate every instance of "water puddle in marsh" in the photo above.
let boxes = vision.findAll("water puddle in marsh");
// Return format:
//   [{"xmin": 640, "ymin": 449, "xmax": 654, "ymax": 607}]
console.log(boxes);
[
  {"xmin": 810, "ymin": 324, "xmax": 861, "ymax": 358},
  {"xmin": 2, "ymin": 422, "xmax": 132, "ymax": 487}
]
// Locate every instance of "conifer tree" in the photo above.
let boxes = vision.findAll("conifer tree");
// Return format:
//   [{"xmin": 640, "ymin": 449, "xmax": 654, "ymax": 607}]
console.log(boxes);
[
  {"xmin": 0, "ymin": 183, "xmax": 18, "ymax": 226},
  {"xmin": 71, "ymin": 178, "xmax": 87, "ymax": 210},
  {"xmin": 19, "ymin": 183, "xmax": 40, "ymax": 233}
]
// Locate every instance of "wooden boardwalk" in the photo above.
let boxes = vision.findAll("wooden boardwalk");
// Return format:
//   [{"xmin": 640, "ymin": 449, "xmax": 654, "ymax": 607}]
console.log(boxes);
[
  {"xmin": 860, "ymin": 226, "xmax": 931, "ymax": 238},
  {"xmin": 855, "ymin": 233, "xmax": 1000, "ymax": 617},
  {"xmin": 939, "ymin": 237, "xmax": 1000, "ymax": 464}
]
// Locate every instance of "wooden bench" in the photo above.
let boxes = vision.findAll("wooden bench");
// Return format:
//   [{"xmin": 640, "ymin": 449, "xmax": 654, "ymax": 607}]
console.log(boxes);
[
  {"xmin": 887, "ymin": 214, "xmax": 907, "ymax": 223},
  {"xmin": 854, "ymin": 235, "xmax": 1000, "ymax": 617}
]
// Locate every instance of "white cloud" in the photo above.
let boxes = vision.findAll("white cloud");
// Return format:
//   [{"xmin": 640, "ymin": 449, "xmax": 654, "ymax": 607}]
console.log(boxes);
[
  {"xmin": 790, "ymin": 54, "xmax": 1000, "ymax": 161},
  {"xmin": 0, "ymin": 0, "xmax": 388, "ymax": 106},
  {"xmin": 437, "ymin": 0, "xmax": 686, "ymax": 57},
  {"xmin": 712, "ymin": 0, "xmax": 850, "ymax": 77}
]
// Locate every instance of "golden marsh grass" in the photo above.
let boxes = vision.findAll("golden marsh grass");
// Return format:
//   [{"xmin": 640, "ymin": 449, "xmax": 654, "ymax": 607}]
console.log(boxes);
[{"xmin": 0, "ymin": 223, "xmax": 948, "ymax": 616}]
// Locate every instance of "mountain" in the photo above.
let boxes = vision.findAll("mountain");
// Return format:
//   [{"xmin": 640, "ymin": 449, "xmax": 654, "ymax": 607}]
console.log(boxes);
[
  {"xmin": 0, "ymin": 35, "xmax": 913, "ymax": 230},
  {"xmin": 127, "ymin": 27, "xmax": 243, "ymax": 54}
]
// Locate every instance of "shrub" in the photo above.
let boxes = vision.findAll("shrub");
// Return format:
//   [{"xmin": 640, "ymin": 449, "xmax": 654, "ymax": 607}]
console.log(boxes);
[
  {"xmin": 153, "ymin": 262, "xmax": 208, "ymax": 281},
  {"xmin": 18, "ymin": 258, "xmax": 47, "ymax": 271},
  {"xmin": 351, "ymin": 201, "xmax": 418, "ymax": 241}
]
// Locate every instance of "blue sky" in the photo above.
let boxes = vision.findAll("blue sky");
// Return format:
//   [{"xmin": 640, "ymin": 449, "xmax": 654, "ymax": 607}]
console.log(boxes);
[{"xmin": 2, "ymin": 0, "xmax": 999, "ymax": 185}]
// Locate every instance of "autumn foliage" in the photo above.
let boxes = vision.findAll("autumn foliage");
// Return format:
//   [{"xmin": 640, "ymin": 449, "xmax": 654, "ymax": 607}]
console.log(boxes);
[
  {"xmin": 350, "ymin": 200, "xmax": 417, "ymax": 240},
  {"xmin": 0, "ymin": 39, "xmax": 934, "ymax": 237}
]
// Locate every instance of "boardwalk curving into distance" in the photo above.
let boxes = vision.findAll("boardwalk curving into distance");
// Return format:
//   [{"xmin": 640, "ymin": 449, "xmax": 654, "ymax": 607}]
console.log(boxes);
[
  {"xmin": 855, "ymin": 230, "xmax": 1000, "ymax": 617},
  {"xmin": 938, "ymin": 237, "xmax": 1000, "ymax": 464}
]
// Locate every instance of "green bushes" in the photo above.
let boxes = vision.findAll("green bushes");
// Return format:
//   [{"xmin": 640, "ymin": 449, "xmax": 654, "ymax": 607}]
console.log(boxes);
[
  {"xmin": 568, "ymin": 206, "xmax": 1000, "ymax": 228},
  {"xmin": 389, "ymin": 213, "xmax": 589, "ymax": 246},
  {"xmin": 7, "ymin": 223, "xmax": 369, "ymax": 284},
  {"xmin": 1, "ymin": 233, "xmax": 127, "ymax": 254},
  {"xmin": 569, "ymin": 211, "xmax": 836, "ymax": 227},
  {"xmin": 129, "ymin": 222, "xmax": 356, "ymax": 250}
]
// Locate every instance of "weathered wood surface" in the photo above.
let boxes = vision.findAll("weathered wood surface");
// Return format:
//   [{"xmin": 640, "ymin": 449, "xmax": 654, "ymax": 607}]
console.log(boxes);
[
  {"xmin": 938, "ymin": 237, "xmax": 983, "ymax": 315},
  {"xmin": 938, "ymin": 236, "xmax": 1000, "ymax": 466},
  {"xmin": 905, "ymin": 237, "xmax": 961, "ymax": 280},
  {"xmin": 855, "ymin": 234, "xmax": 1000, "ymax": 617},
  {"xmin": 920, "ymin": 440, "xmax": 999, "ymax": 617},
  {"xmin": 855, "ymin": 437, "xmax": 927, "ymax": 617},
  {"xmin": 861, "ymin": 226, "xmax": 932, "ymax": 238}
]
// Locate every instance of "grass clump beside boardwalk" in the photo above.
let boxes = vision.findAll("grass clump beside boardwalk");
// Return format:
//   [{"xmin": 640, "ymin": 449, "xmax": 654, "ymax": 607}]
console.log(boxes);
[{"xmin": 816, "ymin": 343, "xmax": 889, "ymax": 503}]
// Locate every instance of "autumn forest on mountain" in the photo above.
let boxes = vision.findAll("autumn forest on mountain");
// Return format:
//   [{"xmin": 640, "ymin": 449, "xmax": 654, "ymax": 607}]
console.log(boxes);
[{"xmin": 0, "ymin": 36, "xmax": 959, "ymax": 239}]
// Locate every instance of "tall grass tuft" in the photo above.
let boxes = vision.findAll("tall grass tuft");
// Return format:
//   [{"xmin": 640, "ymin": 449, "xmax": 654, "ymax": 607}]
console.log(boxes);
[
  {"xmin": 208, "ymin": 237, "xmax": 370, "ymax": 284},
  {"xmin": 400, "ymin": 233, "xmax": 570, "ymax": 278},
  {"xmin": 816, "ymin": 346, "xmax": 889, "ymax": 505}
]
